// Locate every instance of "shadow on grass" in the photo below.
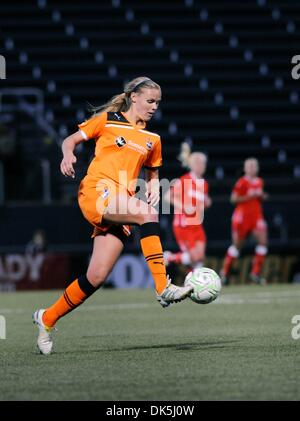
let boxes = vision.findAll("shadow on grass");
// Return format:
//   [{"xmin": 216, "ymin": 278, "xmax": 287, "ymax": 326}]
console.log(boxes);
[
  {"xmin": 53, "ymin": 340, "xmax": 241, "ymax": 355},
  {"xmin": 110, "ymin": 340, "xmax": 241, "ymax": 352}
]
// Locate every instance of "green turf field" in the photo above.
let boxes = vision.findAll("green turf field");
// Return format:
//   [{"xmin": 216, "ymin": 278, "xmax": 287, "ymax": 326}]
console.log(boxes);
[{"xmin": 0, "ymin": 284, "xmax": 300, "ymax": 401}]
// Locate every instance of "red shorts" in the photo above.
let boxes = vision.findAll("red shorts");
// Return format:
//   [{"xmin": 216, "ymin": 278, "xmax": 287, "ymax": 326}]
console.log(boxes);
[
  {"xmin": 232, "ymin": 210, "xmax": 267, "ymax": 241},
  {"xmin": 173, "ymin": 224, "xmax": 206, "ymax": 252}
]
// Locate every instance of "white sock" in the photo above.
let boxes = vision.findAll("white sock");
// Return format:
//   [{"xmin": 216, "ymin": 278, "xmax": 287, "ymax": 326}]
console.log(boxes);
[
  {"xmin": 181, "ymin": 252, "xmax": 191, "ymax": 265},
  {"xmin": 192, "ymin": 261, "xmax": 203, "ymax": 270}
]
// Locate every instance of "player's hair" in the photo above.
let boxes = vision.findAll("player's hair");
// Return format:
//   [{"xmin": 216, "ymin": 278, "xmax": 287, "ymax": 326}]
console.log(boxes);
[
  {"xmin": 178, "ymin": 142, "xmax": 192, "ymax": 168},
  {"xmin": 244, "ymin": 157, "xmax": 258, "ymax": 164},
  {"xmin": 90, "ymin": 76, "xmax": 161, "ymax": 115},
  {"xmin": 178, "ymin": 142, "xmax": 207, "ymax": 169}
]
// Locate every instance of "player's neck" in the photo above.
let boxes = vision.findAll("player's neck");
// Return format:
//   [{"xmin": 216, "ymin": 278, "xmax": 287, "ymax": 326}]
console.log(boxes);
[
  {"xmin": 245, "ymin": 174, "xmax": 258, "ymax": 181},
  {"xmin": 190, "ymin": 171, "xmax": 203, "ymax": 180},
  {"xmin": 122, "ymin": 110, "xmax": 145, "ymax": 128}
]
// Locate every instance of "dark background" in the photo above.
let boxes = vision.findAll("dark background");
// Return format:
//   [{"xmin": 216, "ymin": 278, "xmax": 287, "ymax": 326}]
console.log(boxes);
[{"xmin": 1, "ymin": 0, "xmax": 299, "ymax": 286}]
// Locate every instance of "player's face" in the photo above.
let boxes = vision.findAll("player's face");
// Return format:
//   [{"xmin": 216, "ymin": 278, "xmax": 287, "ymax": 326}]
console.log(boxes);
[
  {"xmin": 190, "ymin": 154, "xmax": 207, "ymax": 177},
  {"xmin": 131, "ymin": 88, "xmax": 161, "ymax": 121},
  {"xmin": 244, "ymin": 159, "xmax": 259, "ymax": 177}
]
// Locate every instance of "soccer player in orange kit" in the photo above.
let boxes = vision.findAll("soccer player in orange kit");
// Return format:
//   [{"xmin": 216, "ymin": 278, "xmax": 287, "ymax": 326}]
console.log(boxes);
[
  {"xmin": 220, "ymin": 157, "xmax": 268, "ymax": 285},
  {"xmin": 163, "ymin": 142, "xmax": 212, "ymax": 271},
  {"xmin": 33, "ymin": 77, "xmax": 193, "ymax": 355}
]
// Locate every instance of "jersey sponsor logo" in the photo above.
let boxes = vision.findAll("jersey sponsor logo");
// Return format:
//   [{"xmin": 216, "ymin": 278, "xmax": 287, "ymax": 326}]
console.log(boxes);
[
  {"xmin": 101, "ymin": 187, "xmax": 110, "ymax": 199},
  {"xmin": 114, "ymin": 113, "xmax": 121, "ymax": 120},
  {"xmin": 127, "ymin": 140, "xmax": 147, "ymax": 155},
  {"xmin": 115, "ymin": 136, "xmax": 127, "ymax": 147},
  {"xmin": 146, "ymin": 141, "xmax": 153, "ymax": 150}
]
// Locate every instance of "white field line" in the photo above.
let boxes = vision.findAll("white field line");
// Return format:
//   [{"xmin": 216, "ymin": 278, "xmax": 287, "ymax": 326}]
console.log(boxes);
[{"xmin": 0, "ymin": 289, "xmax": 300, "ymax": 314}]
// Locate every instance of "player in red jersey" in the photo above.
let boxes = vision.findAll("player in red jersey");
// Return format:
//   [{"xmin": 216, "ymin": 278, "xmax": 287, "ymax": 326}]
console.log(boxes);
[
  {"xmin": 163, "ymin": 142, "xmax": 212, "ymax": 271},
  {"xmin": 220, "ymin": 157, "xmax": 268, "ymax": 285}
]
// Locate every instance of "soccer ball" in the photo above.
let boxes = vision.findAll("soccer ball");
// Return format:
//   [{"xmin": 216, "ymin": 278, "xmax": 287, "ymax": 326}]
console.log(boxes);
[{"xmin": 184, "ymin": 267, "xmax": 222, "ymax": 304}]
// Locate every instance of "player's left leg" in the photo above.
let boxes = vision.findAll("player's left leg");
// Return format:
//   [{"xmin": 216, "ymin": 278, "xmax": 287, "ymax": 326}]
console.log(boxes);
[
  {"xmin": 33, "ymin": 229, "xmax": 125, "ymax": 354},
  {"xmin": 189, "ymin": 240, "xmax": 206, "ymax": 270},
  {"xmin": 164, "ymin": 226, "xmax": 205, "ymax": 269},
  {"xmin": 220, "ymin": 212, "xmax": 247, "ymax": 285},
  {"xmin": 250, "ymin": 219, "xmax": 268, "ymax": 284},
  {"xmin": 220, "ymin": 231, "xmax": 245, "ymax": 285},
  {"xmin": 164, "ymin": 225, "xmax": 190, "ymax": 266}
]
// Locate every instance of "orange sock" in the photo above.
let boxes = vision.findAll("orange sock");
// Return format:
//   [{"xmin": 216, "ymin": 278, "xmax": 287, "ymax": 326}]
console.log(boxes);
[
  {"xmin": 140, "ymin": 223, "xmax": 167, "ymax": 294},
  {"xmin": 43, "ymin": 275, "xmax": 98, "ymax": 328}
]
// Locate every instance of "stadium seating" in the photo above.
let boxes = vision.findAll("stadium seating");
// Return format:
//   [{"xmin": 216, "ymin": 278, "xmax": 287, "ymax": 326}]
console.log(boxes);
[{"xmin": 1, "ymin": 0, "xmax": 299, "ymax": 198}]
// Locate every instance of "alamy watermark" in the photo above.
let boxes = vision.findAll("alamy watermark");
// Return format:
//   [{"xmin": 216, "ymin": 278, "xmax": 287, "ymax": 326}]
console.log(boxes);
[
  {"xmin": 93, "ymin": 171, "xmax": 206, "ymax": 226},
  {"xmin": 0, "ymin": 315, "xmax": 6, "ymax": 339},
  {"xmin": 0, "ymin": 55, "xmax": 6, "ymax": 79},
  {"xmin": 291, "ymin": 315, "xmax": 300, "ymax": 340},
  {"xmin": 291, "ymin": 55, "xmax": 300, "ymax": 80}
]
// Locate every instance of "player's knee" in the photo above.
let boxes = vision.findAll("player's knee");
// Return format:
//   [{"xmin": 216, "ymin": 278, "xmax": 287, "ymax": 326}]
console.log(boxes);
[
  {"xmin": 190, "ymin": 249, "xmax": 204, "ymax": 262},
  {"xmin": 255, "ymin": 245, "xmax": 268, "ymax": 255},
  {"xmin": 145, "ymin": 211, "xmax": 159, "ymax": 223},
  {"xmin": 86, "ymin": 267, "xmax": 109, "ymax": 287},
  {"xmin": 228, "ymin": 244, "xmax": 240, "ymax": 257},
  {"xmin": 138, "ymin": 207, "xmax": 159, "ymax": 225}
]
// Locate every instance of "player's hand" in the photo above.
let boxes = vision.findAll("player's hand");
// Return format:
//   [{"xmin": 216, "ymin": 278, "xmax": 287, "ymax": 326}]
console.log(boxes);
[
  {"xmin": 60, "ymin": 153, "xmax": 77, "ymax": 178},
  {"xmin": 248, "ymin": 190, "xmax": 262, "ymax": 198},
  {"xmin": 262, "ymin": 192, "xmax": 269, "ymax": 200},
  {"xmin": 205, "ymin": 196, "xmax": 212, "ymax": 208},
  {"xmin": 146, "ymin": 189, "xmax": 160, "ymax": 207},
  {"xmin": 183, "ymin": 205, "xmax": 196, "ymax": 215}
]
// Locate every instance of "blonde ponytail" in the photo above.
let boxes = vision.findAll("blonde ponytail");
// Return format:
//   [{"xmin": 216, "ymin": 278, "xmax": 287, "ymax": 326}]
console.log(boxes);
[
  {"xmin": 90, "ymin": 92, "xmax": 130, "ymax": 116},
  {"xmin": 89, "ymin": 76, "xmax": 161, "ymax": 117},
  {"xmin": 178, "ymin": 142, "xmax": 192, "ymax": 168}
]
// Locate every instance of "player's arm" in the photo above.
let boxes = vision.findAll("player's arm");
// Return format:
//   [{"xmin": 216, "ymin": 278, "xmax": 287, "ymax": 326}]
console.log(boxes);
[
  {"xmin": 230, "ymin": 191, "xmax": 256, "ymax": 204},
  {"xmin": 260, "ymin": 182, "xmax": 269, "ymax": 201},
  {"xmin": 204, "ymin": 194, "xmax": 212, "ymax": 208},
  {"xmin": 60, "ymin": 130, "xmax": 86, "ymax": 178},
  {"xmin": 262, "ymin": 192, "xmax": 269, "ymax": 200},
  {"xmin": 231, "ymin": 188, "xmax": 269, "ymax": 204},
  {"xmin": 145, "ymin": 168, "xmax": 160, "ymax": 206}
]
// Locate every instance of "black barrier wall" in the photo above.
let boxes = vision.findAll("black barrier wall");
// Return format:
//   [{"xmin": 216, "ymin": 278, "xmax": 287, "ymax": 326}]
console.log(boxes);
[{"xmin": 0, "ymin": 201, "xmax": 299, "ymax": 289}]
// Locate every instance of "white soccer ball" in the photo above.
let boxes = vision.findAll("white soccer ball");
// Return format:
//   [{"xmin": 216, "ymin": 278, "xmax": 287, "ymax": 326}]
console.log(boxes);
[{"xmin": 184, "ymin": 267, "xmax": 222, "ymax": 304}]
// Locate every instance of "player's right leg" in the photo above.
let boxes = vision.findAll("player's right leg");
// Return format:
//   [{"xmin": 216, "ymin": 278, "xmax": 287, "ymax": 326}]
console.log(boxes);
[
  {"xmin": 249, "ymin": 222, "xmax": 268, "ymax": 285},
  {"xmin": 220, "ymin": 232, "xmax": 243, "ymax": 285},
  {"xmin": 103, "ymin": 194, "xmax": 193, "ymax": 306},
  {"xmin": 33, "ymin": 231, "xmax": 124, "ymax": 355},
  {"xmin": 164, "ymin": 225, "xmax": 190, "ymax": 267},
  {"xmin": 164, "ymin": 226, "xmax": 206, "ymax": 270}
]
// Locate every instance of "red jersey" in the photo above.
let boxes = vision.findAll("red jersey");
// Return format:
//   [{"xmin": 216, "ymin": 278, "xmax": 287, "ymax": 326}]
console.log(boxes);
[
  {"xmin": 233, "ymin": 176, "xmax": 264, "ymax": 218},
  {"xmin": 171, "ymin": 172, "xmax": 209, "ymax": 227}
]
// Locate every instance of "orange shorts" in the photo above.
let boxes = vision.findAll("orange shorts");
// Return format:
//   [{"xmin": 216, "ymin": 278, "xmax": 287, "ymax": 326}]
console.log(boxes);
[
  {"xmin": 232, "ymin": 210, "xmax": 267, "ymax": 241},
  {"xmin": 173, "ymin": 224, "xmax": 206, "ymax": 251},
  {"xmin": 78, "ymin": 177, "xmax": 131, "ymax": 239}
]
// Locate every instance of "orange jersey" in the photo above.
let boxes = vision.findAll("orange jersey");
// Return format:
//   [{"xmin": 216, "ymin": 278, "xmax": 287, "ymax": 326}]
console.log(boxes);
[
  {"xmin": 232, "ymin": 176, "xmax": 264, "ymax": 218},
  {"xmin": 78, "ymin": 111, "xmax": 162, "ymax": 194}
]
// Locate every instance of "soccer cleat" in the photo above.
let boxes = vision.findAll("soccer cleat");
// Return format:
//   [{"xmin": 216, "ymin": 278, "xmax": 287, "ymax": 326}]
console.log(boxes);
[
  {"xmin": 220, "ymin": 271, "xmax": 229, "ymax": 286},
  {"xmin": 32, "ymin": 309, "xmax": 55, "ymax": 355},
  {"xmin": 156, "ymin": 275, "xmax": 193, "ymax": 308},
  {"xmin": 249, "ymin": 273, "xmax": 267, "ymax": 286}
]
